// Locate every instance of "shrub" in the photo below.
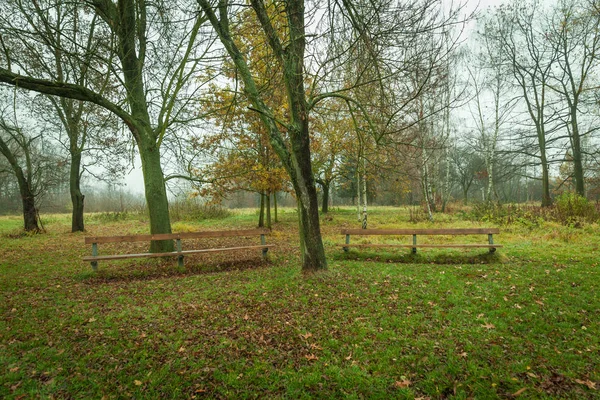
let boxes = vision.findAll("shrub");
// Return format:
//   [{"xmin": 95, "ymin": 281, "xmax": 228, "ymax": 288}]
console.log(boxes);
[
  {"xmin": 464, "ymin": 202, "xmax": 544, "ymax": 229},
  {"xmin": 89, "ymin": 211, "xmax": 133, "ymax": 223},
  {"xmin": 169, "ymin": 198, "xmax": 231, "ymax": 222},
  {"xmin": 553, "ymin": 192, "xmax": 597, "ymax": 226},
  {"xmin": 459, "ymin": 193, "xmax": 599, "ymax": 228}
]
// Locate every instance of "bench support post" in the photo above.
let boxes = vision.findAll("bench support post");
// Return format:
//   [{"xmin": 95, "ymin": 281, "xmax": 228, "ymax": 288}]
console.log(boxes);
[
  {"xmin": 261, "ymin": 234, "xmax": 268, "ymax": 259},
  {"xmin": 343, "ymin": 234, "xmax": 350, "ymax": 252},
  {"xmin": 412, "ymin": 235, "xmax": 417, "ymax": 254},
  {"xmin": 488, "ymin": 234, "xmax": 496, "ymax": 253},
  {"xmin": 176, "ymin": 239, "xmax": 184, "ymax": 267},
  {"xmin": 91, "ymin": 242, "xmax": 98, "ymax": 271}
]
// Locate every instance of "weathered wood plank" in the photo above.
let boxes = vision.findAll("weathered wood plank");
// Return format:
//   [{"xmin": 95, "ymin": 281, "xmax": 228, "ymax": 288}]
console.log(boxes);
[
  {"xmin": 340, "ymin": 228, "xmax": 500, "ymax": 235},
  {"xmin": 82, "ymin": 245, "xmax": 276, "ymax": 262},
  {"xmin": 84, "ymin": 229, "xmax": 271, "ymax": 244},
  {"xmin": 335, "ymin": 244, "xmax": 503, "ymax": 248}
]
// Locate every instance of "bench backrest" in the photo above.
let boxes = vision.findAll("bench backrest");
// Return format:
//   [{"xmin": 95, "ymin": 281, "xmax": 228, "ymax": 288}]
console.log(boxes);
[
  {"xmin": 85, "ymin": 228, "xmax": 270, "ymax": 244},
  {"xmin": 341, "ymin": 228, "xmax": 499, "ymax": 235}
]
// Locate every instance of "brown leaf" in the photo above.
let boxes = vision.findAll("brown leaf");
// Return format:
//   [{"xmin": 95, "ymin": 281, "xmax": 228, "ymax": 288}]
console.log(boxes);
[
  {"xmin": 345, "ymin": 353, "xmax": 352, "ymax": 360},
  {"xmin": 304, "ymin": 354, "xmax": 318, "ymax": 361},
  {"xmin": 575, "ymin": 379, "xmax": 596, "ymax": 390},
  {"xmin": 134, "ymin": 380, "xmax": 142, "ymax": 386},
  {"xmin": 394, "ymin": 379, "xmax": 411, "ymax": 388},
  {"xmin": 300, "ymin": 332, "xmax": 313, "ymax": 340},
  {"xmin": 481, "ymin": 323, "xmax": 495, "ymax": 330},
  {"xmin": 512, "ymin": 387, "xmax": 527, "ymax": 397},
  {"xmin": 526, "ymin": 372, "xmax": 538, "ymax": 379}
]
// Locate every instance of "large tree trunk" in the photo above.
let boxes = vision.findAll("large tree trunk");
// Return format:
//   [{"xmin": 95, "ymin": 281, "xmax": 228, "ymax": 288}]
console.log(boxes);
[
  {"xmin": 293, "ymin": 179, "xmax": 327, "ymax": 271},
  {"xmin": 540, "ymin": 155, "xmax": 552, "ymax": 207},
  {"xmin": 18, "ymin": 174, "xmax": 40, "ymax": 232},
  {"xmin": 287, "ymin": 120, "xmax": 327, "ymax": 271},
  {"xmin": 13, "ymin": 164, "xmax": 40, "ymax": 232},
  {"xmin": 0, "ymin": 136, "xmax": 40, "ymax": 232},
  {"xmin": 361, "ymin": 157, "xmax": 368, "ymax": 229},
  {"xmin": 258, "ymin": 191, "xmax": 265, "ymax": 227},
  {"xmin": 356, "ymin": 170, "xmax": 361, "ymax": 221},
  {"xmin": 266, "ymin": 191, "xmax": 272, "ymax": 228},
  {"xmin": 70, "ymin": 149, "xmax": 85, "ymax": 232},
  {"xmin": 21, "ymin": 188, "xmax": 39, "ymax": 232},
  {"xmin": 139, "ymin": 143, "xmax": 173, "ymax": 253},
  {"xmin": 321, "ymin": 181, "xmax": 330, "ymax": 213},
  {"xmin": 277, "ymin": 0, "xmax": 326, "ymax": 271},
  {"xmin": 273, "ymin": 192, "xmax": 278, "ymax": 223},
  {"xmin": 570, "ymin": 110, "xmax": 585, "ymax": 197}
]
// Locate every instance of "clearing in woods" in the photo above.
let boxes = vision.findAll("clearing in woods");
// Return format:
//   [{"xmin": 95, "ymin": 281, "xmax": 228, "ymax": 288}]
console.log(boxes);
[{"xmin": 0, "ymin": 207, "xmax": 598, "ymax": 398}]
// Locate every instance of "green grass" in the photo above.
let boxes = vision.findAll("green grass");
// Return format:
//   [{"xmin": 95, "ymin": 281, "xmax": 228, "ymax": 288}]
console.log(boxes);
[{"xmin": 0, "ymin": 207, "xmax": 598, "ymax": 399}]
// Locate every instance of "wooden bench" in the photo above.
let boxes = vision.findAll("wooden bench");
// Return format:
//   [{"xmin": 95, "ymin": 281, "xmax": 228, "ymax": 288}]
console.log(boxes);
[
  {"xmin": 339, "ymin": 228, "xmax": 501, "ymax": 254},
  {"xmin": 83, "ymin": 229, "xmax": 274, "ymax": 271}
]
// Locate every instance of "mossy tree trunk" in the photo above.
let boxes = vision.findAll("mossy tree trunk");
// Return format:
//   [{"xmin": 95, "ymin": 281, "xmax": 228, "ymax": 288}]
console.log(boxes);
[
  {"xmin": 258, "ymin": 191, "xmax": 265, "ymax": 227},
  {"xmin": 540, "ymin": 153, "xmax": 552, "ymax": 207},
  {"xmin": 321, "ymin": 181, "xmax": 330, "ymax": 214},
  {"xmin": 569, "ymin": 110, "xmax": 585, "ymax": 197},
  {"xmin": 199, "ymin": 0, "xmax": 327, "ymax": 271},
  {"xmin": 266, "ymin": 190, "xmax": 272, "ymax": 228},
  {"xmin": 138, "ymin": 139, "xmax": 173, "ymax": 252},
  {"xmin": 0, "ymin": 133, "xmax": 40, "ymax": 232},
  {"xmin": 69, "ymin": 148, "xmax": 85, "ymax": 232}
]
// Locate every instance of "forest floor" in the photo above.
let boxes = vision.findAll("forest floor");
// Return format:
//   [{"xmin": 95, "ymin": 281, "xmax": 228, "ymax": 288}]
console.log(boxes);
[{"xmin": 0, "ymin": 206, "xmax": 599, "ymax": 399}]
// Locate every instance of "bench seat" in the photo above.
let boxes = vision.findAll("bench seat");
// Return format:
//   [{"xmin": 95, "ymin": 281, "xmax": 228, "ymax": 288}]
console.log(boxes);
[
  {"xmin": 340, "ymin": 228, "xmax": 501, "ymax": 254},
  {"xmin": 84, "ymin": 229, "xmax": 273, "ymax": 270},
  {"xmin": 83, "ymin": 244, "xmax": 277, "ymax": 262},
  {"xmin": 335, "ymin": 243, "xmax": 503, "ymax": 248}
]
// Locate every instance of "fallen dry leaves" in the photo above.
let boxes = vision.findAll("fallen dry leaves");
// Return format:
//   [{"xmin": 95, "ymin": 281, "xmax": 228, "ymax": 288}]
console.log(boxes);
[
  {"xmin": 394, "ymin": 379, "xmax": 411, "ymax": 388},
  {"xmin": 574, "ymin": 379, "xmax": 596, "ymax": 390}
]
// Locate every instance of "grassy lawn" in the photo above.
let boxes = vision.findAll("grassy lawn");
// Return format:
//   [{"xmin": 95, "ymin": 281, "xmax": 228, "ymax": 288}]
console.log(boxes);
[{"xmin": 0, "ymin": 207, "xmax": 598, "ymax": 399}]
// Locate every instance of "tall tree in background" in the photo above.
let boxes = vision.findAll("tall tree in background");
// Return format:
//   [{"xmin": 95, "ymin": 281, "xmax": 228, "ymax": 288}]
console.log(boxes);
[
  {"xmin": 311, "ymin": 98, "xmax": 354, "ymax": 214},
  {"xmin": 197, "ymin": 0, "xmax": 330, "ymax": 270},
  {"xmin": 0, "ymin": 2, "xmax": 114, "ymax": 231},
  {"xmin": 467, "ymin": 29, "xmax": 515, "ymax": 203},
  {"xmin": 0, "ymin": 119, "xmax": 41, "ymax": 232},
  {"xmin": 547, "ymin": 0, "xmax": 600, "ymax": 197},
  {"xmin": 0, "ymin": 93, "xmax": 66, "ymax": 232},
  {"xmin": 196, "ymin": 5, "xmax": 289, "ymax": 228},
  {"xmin": 0, "ymin": 0, "xmax": 209, "ymax": 251},
  {"xmin": 491, "ymin": 1, "xmax": 559, "ymax": 207}
]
